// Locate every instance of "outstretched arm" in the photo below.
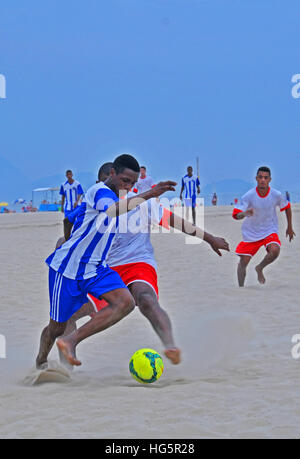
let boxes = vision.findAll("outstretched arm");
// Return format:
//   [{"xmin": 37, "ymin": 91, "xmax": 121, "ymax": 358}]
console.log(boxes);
[
  {"xmin": 105, "ymin": 181, "xmax": 177, "ymax": 218},
  {"xmin": 168, "ymin": 212, "xmax": 230, "ymax": 256}
]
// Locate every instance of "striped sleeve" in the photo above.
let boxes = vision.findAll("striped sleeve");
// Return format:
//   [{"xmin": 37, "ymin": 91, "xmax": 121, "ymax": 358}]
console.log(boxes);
[{"xmin": 93, "ymin": 188, "xmax": 119, "ymax": 212}]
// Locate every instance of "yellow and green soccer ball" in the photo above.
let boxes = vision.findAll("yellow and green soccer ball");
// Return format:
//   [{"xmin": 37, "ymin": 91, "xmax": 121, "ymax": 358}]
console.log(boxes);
[{"xmin": 129, "ymin": 348, "xmax": 164, "ymax": 384}]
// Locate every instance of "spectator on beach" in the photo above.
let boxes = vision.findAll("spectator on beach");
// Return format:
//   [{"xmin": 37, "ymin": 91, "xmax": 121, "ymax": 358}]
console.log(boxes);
[{"xmin": 212, "ymin": 193, "xmax": 218, "ymax": 206}]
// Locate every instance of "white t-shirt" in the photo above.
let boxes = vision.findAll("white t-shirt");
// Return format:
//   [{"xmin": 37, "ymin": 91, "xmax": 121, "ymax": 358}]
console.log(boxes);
[
  {"xmin": 107, "ymin": 198, "xmax": 163, "ymax": 270},
  {"xmin": 133, "ymin": 175, "xmax": 155, "ymax": 194},
  {"xmin": 234, "ymin": 187, "xmax": 289, "ymax": 242}
]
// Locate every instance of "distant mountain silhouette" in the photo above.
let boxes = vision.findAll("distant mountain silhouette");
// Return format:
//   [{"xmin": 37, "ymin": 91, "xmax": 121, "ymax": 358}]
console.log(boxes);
[
  {"xmin": 0, "ymin": 157, "xmax": 96, "ymax": 204},
  {"xmin": 0, "ymin": 156, "xmax": 31, "ymax": 202}
]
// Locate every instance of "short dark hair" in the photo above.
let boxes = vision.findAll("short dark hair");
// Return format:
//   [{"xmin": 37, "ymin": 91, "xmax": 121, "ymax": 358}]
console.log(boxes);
[
  {"xmin": 140, "ymin": 166, "xmax": 146, "ymax": 170},
  {"xmin": 66, "ymin": 170, "xmax": 72, "ymax": 175},
  {"xmin": 113, "ymin": 154, "xmax": 140, "ymax": 174},
  {"xmin": 257, "ymin": 166, "xmax": 271, "ymax": 176},
  {"xmin": 98, "ymin": 162, "xmax": 113, "ymax": 181}
]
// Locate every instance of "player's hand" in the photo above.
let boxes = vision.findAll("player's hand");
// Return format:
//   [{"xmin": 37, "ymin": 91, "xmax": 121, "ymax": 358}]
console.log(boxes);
[
  {"xmin": 286, "ymin": 227, "xmax": 296, "ymax": 242},
  {"xmin": 209, "ymin": 237, "xmax": 230, "ymax": 257},
  {"xmin": 150, "ymin": 181, "xmax": 177, "ymax": 197},
  {"xmin": 244, "ymin": 209, "xmax": 254, "ymax": 217}
]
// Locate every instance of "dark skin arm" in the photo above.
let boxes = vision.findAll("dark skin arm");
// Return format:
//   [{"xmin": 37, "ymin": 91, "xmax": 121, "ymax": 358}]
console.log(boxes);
[
  {"xmin": 105, "ymin": 181, "xmax": 177, "ymax": 218},
  {"xmin": 61, "ymin": 195, "xmax": 65, "ymax": 213},
  {"xmin": 179, "ymin": 184, "xmax": 184, "ymax": 201},
  {"xmin": 168, "ymin": 212, "xmax": 230, "ymax": 256},
  {"xmin": 63, "ymin": 217, "xmax": 73, "ymax": 241}
]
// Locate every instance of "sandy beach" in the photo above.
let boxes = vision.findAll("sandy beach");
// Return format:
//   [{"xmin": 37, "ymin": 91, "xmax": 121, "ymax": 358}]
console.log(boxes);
[{"xmin": 0, "ymin": 205, "xmax": 300, "ymax": 439}]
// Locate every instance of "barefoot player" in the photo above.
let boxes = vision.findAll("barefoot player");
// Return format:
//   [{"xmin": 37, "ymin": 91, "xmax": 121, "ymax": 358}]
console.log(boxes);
[
  {"xmin": 233, "ymin": 166, "xmax": 295, "ymax": 287},
  {"xmin": 59, "ymin": 190, "xmax": 229, "ymax": 366},
  {"xmin": 36, "ymin": 154, "xmax": 176, "ymax": 368}
]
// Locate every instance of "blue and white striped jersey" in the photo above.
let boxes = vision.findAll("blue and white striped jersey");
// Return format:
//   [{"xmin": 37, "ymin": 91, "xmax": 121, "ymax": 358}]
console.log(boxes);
[
  {"xmin": 46, "ymin": 182, "xmax": 119, "ymax": 280},
  {"xmin": 181, "ymin": 175, "xmax": 200, "ymax": 199},
  {"xmin": 60, "ymin": 180, "xmax": 84, "ymax": 212}
]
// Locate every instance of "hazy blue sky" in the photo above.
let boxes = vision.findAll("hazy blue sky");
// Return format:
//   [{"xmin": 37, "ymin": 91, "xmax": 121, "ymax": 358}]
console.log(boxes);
[{"xmin": 1, "ymin": 0, "xmax": 300, "ymax": 193}]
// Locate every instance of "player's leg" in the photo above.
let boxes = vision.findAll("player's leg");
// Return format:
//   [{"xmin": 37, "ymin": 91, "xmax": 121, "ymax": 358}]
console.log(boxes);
[
  {"xmin": 255, "ymin": 243, "xmax": 280, "ymax": 284},
  {"xmin": 63, "ymin": 302, "xmax": 96, "ymax": 336},
  {"xmin": 56, "ymin": 287, "xmax": 135, "ymax": 366},
  {"xmin": 36, "ymin": 269, "xmax": 73, "ymax": 368},
  {"xmin": 36, "ymin": 319, "xmax": 67, "ymax": 368},
  {"xmin": 237, "ymin": 255, "xmax": 252, "ymax": 287},
  {"xmin": 129, "ymin": 282, "xmax": 181, "ymax": 364},
  {"xmin": 192, "ymin": 205, "xmax": 196, "ymax": 225}
]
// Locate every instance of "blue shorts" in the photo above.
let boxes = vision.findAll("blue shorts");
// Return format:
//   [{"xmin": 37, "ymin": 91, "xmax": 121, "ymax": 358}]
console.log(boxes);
[
  {"xmin": 184, "ymin": 197, "xmax": 197, "ymax": 208},
  {"xmin": 64, "ymin": 209, "xmax": 75, "ymax": 218},
  {"xmin": 49, "ymin": 267, "xmax": 127, "ymax": 323}
]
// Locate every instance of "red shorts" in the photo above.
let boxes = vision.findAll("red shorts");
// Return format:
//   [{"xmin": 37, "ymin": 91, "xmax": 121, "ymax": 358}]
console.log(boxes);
[
  {"xmin": 235, "ymin": 233, "xmax": 281, "ymax": 258},
  {"xmin": 87, "ymin": 262, "xmax": 159, "ymax": 312}
]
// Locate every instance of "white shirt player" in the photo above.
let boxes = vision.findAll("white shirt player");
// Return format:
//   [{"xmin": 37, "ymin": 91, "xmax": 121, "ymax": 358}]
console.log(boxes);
[
  {"xmin": 133, "ymin": 175, "xmax": 155, "ymax": 194},
  {"xmin": 107, "ymin": 196, "xmax": 163, "ymax": 270},
  {"xmin": 234, "ymin": 187, "xmax": 290, "ymax": 242}
]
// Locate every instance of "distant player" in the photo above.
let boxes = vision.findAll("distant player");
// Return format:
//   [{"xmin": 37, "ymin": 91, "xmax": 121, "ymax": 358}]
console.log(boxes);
[
  {"xmin": 60, "ymin": 170, "xmax": 84, "ymax": 217},
  {"xmin": 180, "ymin": 166, "xmax": 200, "ymax": 225},
  {"xmin": 133, "ymin": 166, "xmax": 155, "ymax": 194},
  {"xmin": 233, "ymin": 166, "xmax": 295, "ymax": 287}
]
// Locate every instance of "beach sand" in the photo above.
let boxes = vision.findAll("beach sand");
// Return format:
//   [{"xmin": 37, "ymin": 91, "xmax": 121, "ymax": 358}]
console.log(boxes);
[{"xmin": 0, "ymin": 205, "xmax": 300, "ymax": 439}]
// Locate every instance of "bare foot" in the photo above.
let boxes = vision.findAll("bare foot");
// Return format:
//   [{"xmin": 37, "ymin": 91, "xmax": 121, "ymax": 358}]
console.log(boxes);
[
  {"xmin": 164, "ymin": 348, "xmax": 181, "ymax": 365},
  {"xmin": 56, "ymin": 338, "xmax": 81, "ymax": 367},
  {"xmin": 58, "ymin": 347, "xmax": 74, "ymax": 372},
  {"xmin": 255, "ymin": 265, "xmax": 266, "ymax": 284}
]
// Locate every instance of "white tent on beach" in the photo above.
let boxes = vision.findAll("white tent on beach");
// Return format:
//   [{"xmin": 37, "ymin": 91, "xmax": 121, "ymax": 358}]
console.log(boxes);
[{"xmin": 32, "ymin": 187, "xmax": 60, "ymax": 209}]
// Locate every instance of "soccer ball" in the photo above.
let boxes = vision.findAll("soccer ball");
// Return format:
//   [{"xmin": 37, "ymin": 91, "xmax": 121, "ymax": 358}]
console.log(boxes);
[{"xmin": 129, "ymin": 348, "xmax": 164, "ymax": 384}]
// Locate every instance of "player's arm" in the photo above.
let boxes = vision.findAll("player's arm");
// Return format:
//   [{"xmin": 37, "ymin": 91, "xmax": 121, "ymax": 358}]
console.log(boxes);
[
  {"xmin": 74, "ymin": 185, "xmax": 84, "ymax": 208},
  {"xmin": 60, "ymin": 195, "xmax": 65, "ymax": 213},
  {"xmin": 283, "ymin": 204, "xmax": 296, "ymax": 242},
  {"xmin": 59, "ymin": 185, "xmax": 65, "ymax": 213},
  {"xmin": 105, "ymin": 181, "xmax": 177, "ymax": 218},
  {"xmin": 74, "ymin": 195, "xmax": 83, "ymax": 208},
  {"xmin": 166, "ymin": 211, "xmax": 230, "ymax": 256},
  {"xmin": 64, "ymin": 217, "xmax": 74, "ymax": 241},
  {"xmin": 233, "ymin": 209, "xmax": 253, "ymax": 220},
  {"xmin": 179, "ymin": 179, "xmax": 184, "ymax": 200}
]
